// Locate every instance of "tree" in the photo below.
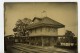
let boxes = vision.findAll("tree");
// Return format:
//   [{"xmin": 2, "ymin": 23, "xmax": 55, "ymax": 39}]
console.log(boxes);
[
  {"xmin": 65, "ymin": 30, "xmax": 75, "ymax": 37},
  {"xmin": 13, "ymin": 18, "xmax": 32, "ymax": 37},
  {"xmin": 64, "ymin": 30, "xmax": 75, "ymax": 46}
]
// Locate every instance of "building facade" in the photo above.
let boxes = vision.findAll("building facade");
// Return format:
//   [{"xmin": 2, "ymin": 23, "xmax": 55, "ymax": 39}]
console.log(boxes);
[{"xmin": 26, "ymin": 17, "xmax": 65, "ymax": 46}]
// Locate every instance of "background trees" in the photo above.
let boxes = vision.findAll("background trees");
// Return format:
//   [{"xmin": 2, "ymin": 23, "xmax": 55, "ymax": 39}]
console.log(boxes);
[
  {"xmin": 65, "ymin": 30, "xmax": 75, "ymax": 37},
  {"xmin": 64, "ymin": 30, "xmax": 75, "ymax": 46}
]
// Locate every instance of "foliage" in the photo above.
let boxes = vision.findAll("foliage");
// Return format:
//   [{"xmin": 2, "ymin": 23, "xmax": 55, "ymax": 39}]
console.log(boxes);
[
  {"xmin": 65, "ymin": 30, "xmax": 75, "ymax": 43},
  {"xmin": 65, "ymin": 30, "xmax": 75, "ymax": 37},
  {"xmin": 13, "ymin": 18, "xmax": 32, "ymax": 36}
]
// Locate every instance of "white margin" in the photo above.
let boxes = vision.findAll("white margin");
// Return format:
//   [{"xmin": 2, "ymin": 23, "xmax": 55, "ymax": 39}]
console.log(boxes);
[
  {"xmin": 0, "ymin": 0, "xmax": 79, "ymax": 53},
  {"xmin": 0, "ymin": 0, "xmax": 4, "ymax": 53}
]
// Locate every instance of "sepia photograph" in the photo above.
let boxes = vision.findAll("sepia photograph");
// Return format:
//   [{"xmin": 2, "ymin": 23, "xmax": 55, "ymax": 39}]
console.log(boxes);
[{"xmin": 4, "ymin": 2, "xmax": 78, "ymax": 53}]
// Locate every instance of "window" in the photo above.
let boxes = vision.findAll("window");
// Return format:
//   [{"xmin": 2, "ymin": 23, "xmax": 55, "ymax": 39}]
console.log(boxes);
[
  {"xmin": 48, "ymin": 27, "xmax": 53, "ymax": 32},
  {"xmin": 40, "ymin": 27, "xmax": 42, "ymax": 32},
  {"xmin": 46, "ymin": 27, "xmax": 48, "ymax": 32},
  {"xmin": 35, "ymin": 29, "xmax": 36, "ymax": 33},
  {"xmin": 53, "ymin": 30, "xmax": 55, "ymax": 32},
  {"xmin": 53, "ymin": 28, "xmax": 56, "ymax": 32},
  {"xmin": 30, "ymin": 30, "xmax": 32, "ymax": 33},
  {"xmin": 48, "ymin": 28, "xmax": 50, "ymax": 32}
]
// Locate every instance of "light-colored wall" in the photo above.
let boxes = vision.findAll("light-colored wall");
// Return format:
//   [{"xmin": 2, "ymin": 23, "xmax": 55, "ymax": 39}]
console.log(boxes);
[
  {"xmin": 29, "ymin": 27, "xmax": 58, "ymax": 36},
  {"xmin": 33, "ymin": 19, "xmax": 39, "ymax": 23}
]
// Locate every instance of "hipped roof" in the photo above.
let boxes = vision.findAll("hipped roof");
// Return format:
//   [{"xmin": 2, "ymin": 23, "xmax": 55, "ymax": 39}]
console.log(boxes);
[{"xmin": 26, "ymin": 17, "xmax": 65, "ymax": 29}]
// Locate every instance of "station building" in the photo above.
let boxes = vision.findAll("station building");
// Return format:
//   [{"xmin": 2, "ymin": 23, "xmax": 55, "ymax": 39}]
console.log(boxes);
[{"xmin": 26, "ymin": 17, "xmax": 65, "ymax": 46}]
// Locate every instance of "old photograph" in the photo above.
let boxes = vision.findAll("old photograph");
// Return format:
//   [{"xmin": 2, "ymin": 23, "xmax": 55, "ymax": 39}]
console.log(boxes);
[{"xmin": 4, "ymin": 2, "xmax": 78, "ymax": 53}]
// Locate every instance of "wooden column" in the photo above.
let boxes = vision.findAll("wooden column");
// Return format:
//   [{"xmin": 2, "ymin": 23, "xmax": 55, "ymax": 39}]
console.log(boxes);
[
  {"xmin": 35, "ymin": 37, "xmax": 37, "ymax": 45},
  {"xmin": 41, "ymin": 37, "xmax": 44, "ymax": 47},
  {"xmin": 50, "ymin": 37, "xmax": 54, "ymax": 46},
  {"xmin": 29, "ymin": 38, "xmax": 31, "ymax": 45}
]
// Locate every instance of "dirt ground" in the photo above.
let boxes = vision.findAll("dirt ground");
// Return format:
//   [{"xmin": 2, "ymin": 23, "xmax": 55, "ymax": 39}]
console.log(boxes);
[{"xmin": 5, "ymin": 43, "xmax": 77, "ymax": 53}]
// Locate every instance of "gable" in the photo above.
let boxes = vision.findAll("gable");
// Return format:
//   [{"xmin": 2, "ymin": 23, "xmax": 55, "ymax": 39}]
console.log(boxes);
[
  {"xmin": 33, "ymin": 19, "xmax": 39, "ymax": 23},
  {"xmin": 32, "ymin": 17, "xmax": 42, "ymax": 22}
]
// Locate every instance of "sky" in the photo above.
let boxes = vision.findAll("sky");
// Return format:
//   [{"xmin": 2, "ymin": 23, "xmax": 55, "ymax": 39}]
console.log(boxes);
[{"xmin": 4, "ymin": 2, "xmax": 78, "ymax": 36}]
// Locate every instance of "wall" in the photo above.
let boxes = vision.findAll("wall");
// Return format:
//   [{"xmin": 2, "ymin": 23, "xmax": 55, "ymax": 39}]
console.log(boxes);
[
  {"xmin": 29, "ymin": 27, "xmax": 58, "ymax": 36},
  {"xmin": 33, "ymin": 19, "xmax": 40, "ymax": 23}
]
